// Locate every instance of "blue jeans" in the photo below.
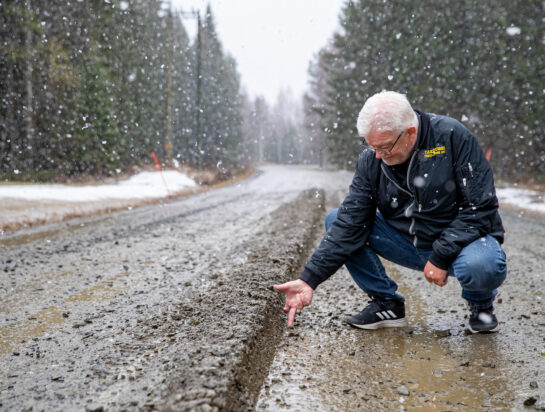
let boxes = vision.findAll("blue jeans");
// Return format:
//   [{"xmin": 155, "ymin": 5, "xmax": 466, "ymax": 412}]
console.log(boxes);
[{"xmin": 325, "ymin": 209, "xmax": 507, "ymax": 309}]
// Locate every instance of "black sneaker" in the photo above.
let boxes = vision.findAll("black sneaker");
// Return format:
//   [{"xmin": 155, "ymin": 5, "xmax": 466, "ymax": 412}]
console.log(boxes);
[
  {"xmin": 346, "ymin": 297, "xmax": 408, "ymax": 329},
  {"xmin": 468, "ymin": 306, "xmax": 499, "ymax": 333}
]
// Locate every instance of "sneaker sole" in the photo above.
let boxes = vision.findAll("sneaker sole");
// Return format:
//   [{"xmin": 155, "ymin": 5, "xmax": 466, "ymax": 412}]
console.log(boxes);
[
  {"xmin": 347, "ymin": 318, "xmax": 408, "ymax": 330},
  {"xmin": 468, "ymin": 325, "xmax": 499, "ymax": 334}
]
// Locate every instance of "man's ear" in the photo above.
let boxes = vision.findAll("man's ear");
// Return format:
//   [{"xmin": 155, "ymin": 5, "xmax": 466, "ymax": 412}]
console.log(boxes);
[{"xmin": 407, "ymin": 125, "xmax": 417, "ymax": 137}]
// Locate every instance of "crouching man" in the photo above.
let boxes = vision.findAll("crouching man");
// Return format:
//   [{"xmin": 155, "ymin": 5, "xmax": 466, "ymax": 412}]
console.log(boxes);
[{"xmin": 274, "ymin": 91, "xmax": 506, "ymax": 333}]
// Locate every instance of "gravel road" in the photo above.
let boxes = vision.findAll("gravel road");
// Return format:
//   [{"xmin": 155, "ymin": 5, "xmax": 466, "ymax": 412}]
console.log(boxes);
[
  {"xmin": 0, "ymin": 165, "xmax": 351, "ymax": 411},
  {"xmin": 257, "ymin": 189, "xmax": 545, "ymax": 411},
  {"xmin": 1, "ymin": 165, "xmax": 544, "ymax": 411}
]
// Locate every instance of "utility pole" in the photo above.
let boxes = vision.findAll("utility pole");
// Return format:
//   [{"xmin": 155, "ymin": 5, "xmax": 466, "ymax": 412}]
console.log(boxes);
[
  {"xmin": 165, "ymin": 2, "xmax": 174, "ymax": 164},
  {"xmin": 179, "ymin": 9, "xmax": 203, "ymax": 170},
  {"xmin": 24, "ymin": 0, "xmax": 34, "ymax": 173},
  {"xmin": 195, "ymin": 11, "xmax": 203, "ymax": 170}
]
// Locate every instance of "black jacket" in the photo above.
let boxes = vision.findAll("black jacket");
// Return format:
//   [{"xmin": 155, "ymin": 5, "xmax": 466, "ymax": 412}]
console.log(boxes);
[{"xmin": 300, "ymin": 110, "xmax": 504, "ymax": 289}]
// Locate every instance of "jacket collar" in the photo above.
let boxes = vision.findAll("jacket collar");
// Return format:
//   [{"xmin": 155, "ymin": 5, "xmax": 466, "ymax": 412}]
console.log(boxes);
[{"xmin": 414, "ymin": 109, "xmax": 430, "ymax": 150}]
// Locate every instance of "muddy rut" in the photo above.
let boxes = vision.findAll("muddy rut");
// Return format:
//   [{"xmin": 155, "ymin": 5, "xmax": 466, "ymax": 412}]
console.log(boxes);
[{"xmin": 1, "ymin": 165, "xmax": 545, "ymax": 411}]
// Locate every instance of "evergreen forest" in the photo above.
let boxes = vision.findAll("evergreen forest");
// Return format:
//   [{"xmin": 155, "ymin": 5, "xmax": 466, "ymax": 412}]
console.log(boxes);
[
  {"xmin": 0, "ymin": 0, "xmax": 304, "ymax": 182},
  {"xmin": 304, "ymin": 0, "xmax": 545, "ymax": 182},
  {"xmin": 1, "ymin": 1, "xmax": 544, "ymax": 183}
]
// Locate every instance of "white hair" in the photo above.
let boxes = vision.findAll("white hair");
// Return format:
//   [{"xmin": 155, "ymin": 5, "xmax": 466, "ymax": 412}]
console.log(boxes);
[{"xmin": 356, "ymin": 91, "xmax": 418, "ymax": 137}]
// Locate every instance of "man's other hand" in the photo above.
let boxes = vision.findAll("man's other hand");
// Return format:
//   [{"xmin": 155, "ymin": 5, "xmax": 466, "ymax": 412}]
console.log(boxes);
[
  {"xmin": 424, "ymin": 261, "xmax": 448, "ymax": 287},
  {"xmin": 273, "ymin": 279, "xmax": 313, "ymax": 327}
]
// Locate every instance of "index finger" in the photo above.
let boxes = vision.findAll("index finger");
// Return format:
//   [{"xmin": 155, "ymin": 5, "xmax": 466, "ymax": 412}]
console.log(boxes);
[{"xmin": 287, "ymin": 307, "xmax": 297, "ymax": 327}]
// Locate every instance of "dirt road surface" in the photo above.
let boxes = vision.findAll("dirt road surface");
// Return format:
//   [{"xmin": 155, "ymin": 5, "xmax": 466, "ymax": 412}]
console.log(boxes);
[{"xmin": 1, "ymin": 165, "xmax": 544, "ymax": 411}]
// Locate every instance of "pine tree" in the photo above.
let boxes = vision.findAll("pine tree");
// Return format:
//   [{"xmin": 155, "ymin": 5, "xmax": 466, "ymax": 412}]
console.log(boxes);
[
  {"xmin": 308, "ymin": 0, "xmax": 545, "ymax": 180},
  {"xmin": 195, "ymin": 5, "xmax": 243, "ymax": 169},
  {"xmin": 242, "ymin": 94, "xmax": 271, "ymax": 165},
  {"xmin": 171, "ymin": 11, "xmax": 195, "ymax": 165},
  {"xmin": 303, "ymin": 51, "xmax": 332, "ymax": 167}
]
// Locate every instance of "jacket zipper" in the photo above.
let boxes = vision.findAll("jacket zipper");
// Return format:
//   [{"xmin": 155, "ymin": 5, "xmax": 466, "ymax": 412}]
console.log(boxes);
[
  {"xmin": 381, "ymin": 150, "xmax": 420, "ymax": 247},
  {"xmin": 381, "ymin": 163, "xmax": 412, "ymax": 197}
]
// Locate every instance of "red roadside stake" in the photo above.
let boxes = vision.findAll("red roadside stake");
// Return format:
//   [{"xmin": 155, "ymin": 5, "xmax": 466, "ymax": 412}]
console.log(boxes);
[
  {"xmin": 151, "ymin": 151, "xmax": 171, "ymax": 197},
  {"xmin": 486, "ymin": 149, "xmax": 492, "ymax": 162}
]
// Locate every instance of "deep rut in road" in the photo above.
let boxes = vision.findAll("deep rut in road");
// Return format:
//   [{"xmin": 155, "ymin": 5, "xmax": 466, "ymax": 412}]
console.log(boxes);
[
  {"xmin": 2, "ymin": 165, "xmax": 545, "ymax": 411},
  {"xmin": 156, "ymin": 188, "xmax": 326, "ymax": 411},
  {"xmin": 0, "ymin": 187, "xmax": 327, "ymax": 411}
]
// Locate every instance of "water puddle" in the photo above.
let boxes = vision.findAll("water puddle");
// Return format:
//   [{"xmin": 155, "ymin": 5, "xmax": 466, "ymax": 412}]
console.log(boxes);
[
  {"xmin": 0, "ymin": 271, "xmax": 128, "ymax": 356},
  {"xmin": 0, "ymin": 214, "xmax": 110, "ymax": 247},
  {"xmin": 64, "ymin": 271, "xmax": 127, "ymax": 303},
  {"xmin": 257, "ymin": 263, "xmax": 517, "ymax": 410},
  {"xmin": 0, "ymin": 305, "xmax": 65, "ymax": 356}
]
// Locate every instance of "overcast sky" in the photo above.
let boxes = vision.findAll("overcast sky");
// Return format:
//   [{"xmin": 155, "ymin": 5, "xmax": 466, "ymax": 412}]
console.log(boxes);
[{"xmin": 171, "ymin": 0, "xmax": 345, "ymax": 104}]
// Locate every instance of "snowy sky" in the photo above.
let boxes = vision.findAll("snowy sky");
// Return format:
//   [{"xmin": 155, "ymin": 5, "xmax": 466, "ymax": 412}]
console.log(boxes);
[{"xmin": 171, "ymin": 0, "xmax": 345, "ymax": 103}]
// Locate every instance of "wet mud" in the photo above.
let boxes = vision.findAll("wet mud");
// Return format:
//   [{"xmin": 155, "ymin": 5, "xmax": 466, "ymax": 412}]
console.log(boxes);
[
  {"xmin": 257, "ymin": 198, "xmax": 545, "ymax": 410},
  {"xmin": 0, "ymin": 165, "xmax": 350, "ymax": 411},
  {"xmin": 1, "ymin": 165, "xmax": 544, "ymax": 411}
]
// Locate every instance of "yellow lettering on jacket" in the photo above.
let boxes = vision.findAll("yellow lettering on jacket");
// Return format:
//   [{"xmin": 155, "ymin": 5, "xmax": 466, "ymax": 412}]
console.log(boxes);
[{"xmin": 424, "ymin": 146, "xmax": 446, "ymax": 158}]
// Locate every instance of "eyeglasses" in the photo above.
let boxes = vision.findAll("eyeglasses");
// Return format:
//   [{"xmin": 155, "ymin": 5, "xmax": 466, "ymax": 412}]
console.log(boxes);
[{"xmin": 366, "ymin": 129, "xmax": 406, "ymax": 155}]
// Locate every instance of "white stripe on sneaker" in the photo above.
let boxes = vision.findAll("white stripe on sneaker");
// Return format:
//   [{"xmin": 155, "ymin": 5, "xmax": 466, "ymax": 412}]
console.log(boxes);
[
  {"xmin": 348, "ymin": 318, "xmax": 409, "ymax": 330},
  {"xmin": 381, "ymin": 311, "xmax": 391, "ymax": 319},
  {"xmin": 376, "ymin": 312, "xmax": 385, "ymax": 320},
  {"xmin": 387, "ymin": 310, "xmax": 397, "ymax": 319}
]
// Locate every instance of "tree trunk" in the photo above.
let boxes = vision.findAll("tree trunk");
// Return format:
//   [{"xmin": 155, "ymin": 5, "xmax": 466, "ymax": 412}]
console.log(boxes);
[{"xmin": 24, "ymin": 0, "xmax": 34, "ymax": 172}]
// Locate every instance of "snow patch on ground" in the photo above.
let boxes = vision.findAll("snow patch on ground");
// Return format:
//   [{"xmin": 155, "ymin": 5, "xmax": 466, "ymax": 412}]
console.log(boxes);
[
  {"xmin": 496, "ymin": 187, "xmax": 545, "ymax": 214},
  {"xmin": 0, "ymin": 171, "xmax": 197, "ymax": 202},
  {"xmin": 0, "ymin": 168, "xmax": 544, "ymax": 214}
]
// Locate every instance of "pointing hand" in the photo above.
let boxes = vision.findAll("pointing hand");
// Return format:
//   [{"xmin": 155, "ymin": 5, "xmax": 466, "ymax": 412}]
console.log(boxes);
[{"xmin": 273, "ymin": 279, "xmax": 313, "ymax": 326}]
